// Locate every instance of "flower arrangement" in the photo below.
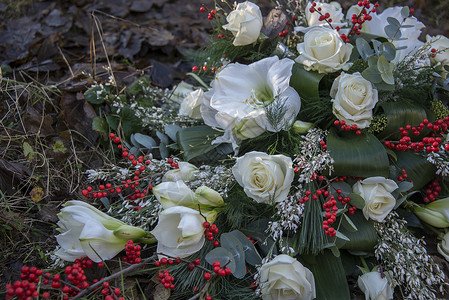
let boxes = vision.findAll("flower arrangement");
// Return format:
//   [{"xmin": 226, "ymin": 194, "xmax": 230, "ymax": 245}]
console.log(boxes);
[{"xmin": 6, "ymin": 1, "xmax": 449, "ymax": 300}]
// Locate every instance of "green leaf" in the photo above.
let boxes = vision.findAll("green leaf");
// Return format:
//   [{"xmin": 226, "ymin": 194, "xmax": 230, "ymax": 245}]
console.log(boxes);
[
  {"xmin": 335, "ymin": 230, "xmax": 350, "ymax": 241},
  {"xmin": 205, "ymin": 247, "xmax": 236, "ymax": 272},
  {"xmin": 361, "ymin": 66, "xmax": 383, "ymax": 84},
  {"xmin": 301, "ymin": 250, "xmax": 350, "ymax": 300},
  {"xmin": 156, "ymin": 131, "xmax": 169, "ymax": 145},
  {"xmin": 377, "ymin": 56, "xmax": 395, "ymax": 85},
  {"xmin": 356, "ymin": 38, "xmax": 374, "ymax": 60},
  {"xmin": 330, "ymin": 181, "xmax": 352, "ymax": 198},
  {"xmin": 386, "ymin": 17, "xmax": 401, "ymax": 28},
  {"xmin": 23, "ymin": 142, "xmax": 34, "ymax": 160},
  {"xmin": 240, "ymin": 228, "xmax": 277, "ymax": 257},
  {"xmin": 228, "ymin": 230, "xmax": 262, "ymax": 266},
  {"xmin": 177, "ymin": 126, "xmax": 222, "ymax": 161},
  {"xmin": 220, "ymin": 232, "xmax": 246, "ymax": 279},
  {"xmin": 395, "ymin": 150, "xmax": 437, "ymax": 190},
  {"xmin": 52, "ymin": 140, "xmax": 67, "ymax": 153},
  {"xmin": 339, "ymin": 210, "xmax": 377, "ymax": 251},
  {"xmin": 348, "ymin": 193, "xmax": 365, "ymax": 209},
  {"xmin": 84, "ymin": 86, "xmax": 105, "ymax": 104},
  {"xmin": 92, "ymin": 117, "xmax": 108, "ymax": 134},
  {"xmin": 394, "ymin": 191, "xmax": 419, "ymax": 209},
  {"xmin": 367, "ymin": 56, "xmax": 378, "ymax": 67},
  {"xmin": 120, "ymin": 106, "xmax": 142, "ymax": 139},
  {"xmin": 377, "ymin": 102, "xmax": 428, "ymax": 140},
  {"xmin": 379, "ymin": 42, "xmax": 396, "ymax": 61},
  {"xmin": 401, "ymin": 6, "xmax": 410, "ymax": 18},
  {"xmin": 164, "ymin": 124, "xmax": 181, "ymax": 142},
  {"xmin": 327, "ymin": 129, "xmax": 390, "ymax": 178},
  {"xmin": 396, "ymin": 181, "xmax": 414, "ymax": 194},
  {"xmin": 105, "ymin": 115, "xmax": 119, "ymax": 131},
  {"xmin": 342, "ymin": 213, "xmax": 358, "ymax": 232},
  {"xmin": 289, "ymin": 63, "xmax": 325, "ymax": 100},
  {"xmin": 133, "ymin": 133, "xmax": 156, "ymax": 150}
]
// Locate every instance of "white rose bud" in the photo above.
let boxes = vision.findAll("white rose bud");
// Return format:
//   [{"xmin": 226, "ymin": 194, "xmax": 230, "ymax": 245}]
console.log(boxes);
[
  {"xmin": 330, "ymin": 72, "xmax": 378, "ymax": 128},
  {"xmin": 113, "ymin": 224, "xmax": 147, "ymax": 240},
  {"xmin": 162, "ymin": 162, "xmax": 198, "ymax": 182},
  {"xmin": 153, "ymin": 180, "xmax": 198, "ymax": 209},
  {"xmin": 353, "ymin": 177, "xmax": 398, "ymax": 222},
  {"xmin": 151, "ymin": 206, "xmax": 205, "ymax": 258},
  {"xmin": 55, "ymin": 200, "xmax": 136, "ymax": 262},
  {"xmin": 413, "ymin": 197, "xmax": 449, "ymax": 228},
  {"xmin": 292, "ymin": 120, "xmax": 314, "ymax": 134},
  {"xmin": 259, "ymin": 254, "xmax": 316, "ymax": 300},
  {"xmin": 438, "ymin": 232, "xmax": 449, "ymax": 262},
  {"xmin": 358, "ymin": 271, "xmax": 394, "ymax": 300},
  {"xmin": 195, "ymin": 186, "xmax": 224, "ymax": 207},
  {"xmin": 232, "ymin": 151, "xmax": 294, "ymax": 204},
  {"xmin": 179, "ymin": 89, "xmax": 204, "ymax": 119},
  {"xmin": 222, "ymin": 1, "xmax": 263, "ymax": 46},
  {"xmin": 296, "ymin": 26, "xmax": 353, "ymax": 74}
]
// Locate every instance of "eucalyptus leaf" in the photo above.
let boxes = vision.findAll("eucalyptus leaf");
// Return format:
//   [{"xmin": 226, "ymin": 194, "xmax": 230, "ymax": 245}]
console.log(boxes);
[
  {"xmin": 386, "ymin": 17, "xmax": 401, "ymax": 28},
  {"xmin": 348, "ymin": 193, "xmax": 365, "ymax": 209},
  {"xmin": 100, "ymin": 197, "xmax": 110, "ymax": 209},
  {"xmin": 356, "ymin": 38, "xmax": 374, "ymax": 60},
  {"xmin": 156, "ymin": 131, "xmax": 169, "ymax": 145},
  {"xmin": 379, "ymin": 42, "xmax": 396, "ymax": 61},
  {"xmin": 362, "ymin": 66, "xmax": 383, "ymax": 84},
  {"xmin": 229, "ymin": 230, "xmax": 262, "ymax": 266},
  {"xmin": 327, "ymin": 129, "xmax": 390, "ymax": 178},
  {"xmin": 177, "ymin": 126, "xmax": 222, "ymax": 161},
  {"xmin": 395, "ymin": 181, "xmax": 414, "ymax": 194},
  {"xmin": 134, "ymin": 133, "xmax": 157, "ymax": 151},
  {"xmin": 395, "ymin": 45, "xmax": 408, "ymax": 50},
  {"xmin": 290, "ymin": 63, "xmax": 325, "ymax": 100},
  {"xmin": 377, "ymin": 56, "xmax": 394, "ymax": 85},
  {"xmin": 205, "ymin": 247, "xmax": 236, "ymax": 272},
  {"xmin": 130, "ymin": 134, "xmax": 138, "ymax": 148},
  {"xmin": 372, "ymin": 39, "xmax": 382, "ymax": 56},
  {"xmin": 401, "ymin": 6, "xmax": 410, "ymax": 18},
  {"xmin": 367, "ymin": 55, "xmax": 378, "ymax": 67},
  {"xmin": 164, "ymin": 124, "xmax": 181, "ymax": 142},
  {"xmin": 385, "ymin": 24, "xmax": 401, "ymax": 40},
  {"xmin": 220, "ymin": 233, "xmax": 246, "ymax": 278},
  {"xmin": 159, "ymin": 143, "xmax": 168, "ymax": 159}
]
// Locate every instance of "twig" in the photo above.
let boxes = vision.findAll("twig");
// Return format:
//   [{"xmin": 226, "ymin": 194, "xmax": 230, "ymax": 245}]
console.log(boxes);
[{"xmin": 71, "ymin": 255, "xmax": 157, "ymax": 300}]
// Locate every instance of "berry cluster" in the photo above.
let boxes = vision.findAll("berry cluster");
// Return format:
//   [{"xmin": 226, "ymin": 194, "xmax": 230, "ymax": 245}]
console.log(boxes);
[
  {"xmin": 334, "ymin": 120, "xmax": 362, "ymax": 135},
  {"xmin": 397, "ymin": 168, "xmax": 409, "ymax": 182},
  {"xmin": 204, "ymin": 221, "xmax": 220, "ymax": 247},
  {"xmin": 299, "ymin": 187, "xmax": 329, "ymax": 204},
  {"xmin": 384, "ymin": 117, "xmax": 449, "ymax": 153},
  {"xmin": 322, "ymin": 189, "xmax": 356, "ymax": 237},
  {"xmin": 99, "ymin": 282, "xmax": 123, "ymax": 300},
  {"xmin": 123, "ymin": 240, "xmax": 142, "ymax": 264},
  {"xmin": 309, "ymin": 3, "xmax": 334, "ymax": 23},
  {"xmin": 424, "ymin": 179, "xmax": 442, "ymax": 203},
  {"xmin": 158, "ymin": 269, "xmax": 175, "ymax": 289},
  {"xmin": 211, "ymin": 261, "xmax": 232, "ymax": 277},
  {"xmin": 6, "ymin": 266, "xmax": 43, "ymax": 300}
]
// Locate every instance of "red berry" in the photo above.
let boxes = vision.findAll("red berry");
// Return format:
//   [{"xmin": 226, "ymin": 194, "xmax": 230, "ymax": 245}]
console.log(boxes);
[{"xmin": 204, "ymin": 272, "xmax": 212, "ymax": 280}]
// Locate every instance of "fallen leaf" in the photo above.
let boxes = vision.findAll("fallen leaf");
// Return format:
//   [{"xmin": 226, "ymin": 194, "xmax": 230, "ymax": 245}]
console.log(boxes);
[{"xmin": 30, "ymin": 186, "xmax": 45, "ymax": 203}]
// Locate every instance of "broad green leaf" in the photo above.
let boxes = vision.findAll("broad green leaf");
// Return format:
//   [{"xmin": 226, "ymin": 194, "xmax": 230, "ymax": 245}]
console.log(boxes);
[
  {"xmin": 342, "ymin": 213, "xmax": 358, "ymax": 232},
  {"xmin": 361, "ymin": 66, "xmax": 383, "ymax": 84},
  {"xmin": 164, "ymin": 124, "xmax": 181, "ymax": 142},
  {"xmin": 377, "ymin": 56, "xmax": 394, "ymax": 85},
  {"xmin": 105, "ymin": 115, "xmax": 119, "ymax": 131},
  {"xmin": 301, "ymin": 250, "xmax": 350, "ymax": 300},
  {"xmin": 395, "ymin": 150, "xmax": 436, "ymax": 190},
  {"xmin": 367, "ymin": 55, "xmax": 378, "ymax": 67},
  {"xmin": 385, "ymin": 24, "xmax": 402, "ymax": 40},
  {"xmin": 92, "ymin": 117, "xmax": 108, "ymax": 134},
  {"xmin": 228, "ymin": 230, "xmax": 262, "ymax": 266},
  {"xmin": 377, "ymin": 102, "xmax": 428, "ymax": 140},
  {"xmin": 330, "ymin": 181, "xmax": 352, "ymax": 198},
  {"xmin": 205, "ymin": 247, "xmax": 236, "ymax": 272},
  {"xmin": 156, "ymin": 131, "xmax": 169, "ymax": 145},
  {"xmin": 23, "ymin": 142, "xmax": 34, "ymax": 160},
  {"xmin": 348, "ymin": 193, "xmax": 365, "ymax": 209},
  {"xmin": 290, "ymin": 63, "xmax": 325, "ymax": 100},
  {"xmin": 84, "ymin": 86, "xmax": 105, "ymax": 104},
  {"xmin": 177, "ymin": 126, "xmax": 222, "ymax": 161},
  {"xmin": 240, "ymin": 228, "xmax": 277, "ymax": 257},
  {"xmin": 395, "ymin": 181, "xmax": 414, "ymax": 194},
  {"xmin": 133, "ymin": 133, "xmax": 156, "ymax": 150},
  {"xmin": 356, "ymin": 38, "xmax": 374, "ymax": 60},
  {"xmin": 52, "ymin": 140, "xmax": 67, "ymax": 153},
  {"xmin": 159, "ymin": 143, "xmax": 168, "ymax": 159},
  {"xmin": 339, "ymin": 210, "xmax": 377, "ymax": 251},
  {"xmin": 120, "ymin": 106, "xmax": 142, "ymax": 139},
  {"xmin": 220, "ymin": 232, "xmax": 246, "ymax": 278},
  {"xmin": 401, "ymin": 6, "xmax": 410, "ymax": 18},
  {"xmin": 327, "ymin": 129, "xmax": 389, "ymax": 178}
]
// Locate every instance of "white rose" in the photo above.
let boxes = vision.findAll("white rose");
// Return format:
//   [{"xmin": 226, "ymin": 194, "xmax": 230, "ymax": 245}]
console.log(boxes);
[
  {"xmin": 232, "ymin": 151, "xmax": 294, "ymax": 203},
  {"xmin": 427, "ymin": 35, "xmax": 449, "ymax": 77},
  {"xmin": 353, "ymin": 177, "xmax": 398, "ymax": 222},
  {"xmin": 358, "ymin": 271, "xmax": 393, "ymax": 300},
  {"xmin": 55, "ymin": 201, "xmax": 146, "ymax": 262},
  {"xmin": 151, "ymin": 206, "xmax": 206, "ymax": 258},
  {"xmin": 259, "ymin": 254, "xmax": 316, "ymax": 300},
  {"xmin": 305, "ymin": 2, "xmax": 345, "ymax": 28},
  {"xmin": 438, "ymin": 232, "xmax": 449, "ymax": 262},
  {"xmin": 201, "ymin": 56, "xmax": 301, "ymax": 150},
  {"xmin": 179, "ymin": 89, "xmax": 204, "ymax": 119},
  {"xmin": 152, "ymin": 180, "xmax": 198, "ymax": 209},
  {"xmin": 296, "ymin": 26, "xmax": 353, "ymax": 74},
  {"xmin": 330, "ymin": 72, "xmax": 378, "ymax": 128},
  {"xmin": 162, "ymin": 162, "xmax": 198, "ymax": 182},
  {"xmin": 222, "ymin": 1, "xmax": 263, "ymax": 46}
]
